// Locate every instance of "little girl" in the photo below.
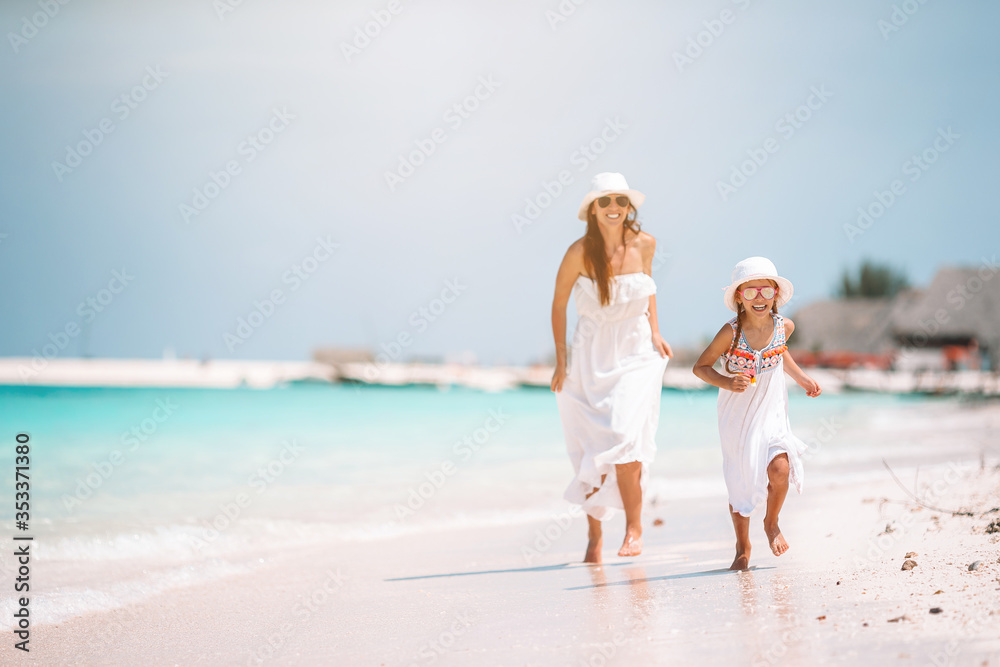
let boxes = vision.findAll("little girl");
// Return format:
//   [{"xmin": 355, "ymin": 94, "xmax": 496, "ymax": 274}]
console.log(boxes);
[{"xmin": 693, "ymin": 257, "xmax": 821, "ymax": 571}]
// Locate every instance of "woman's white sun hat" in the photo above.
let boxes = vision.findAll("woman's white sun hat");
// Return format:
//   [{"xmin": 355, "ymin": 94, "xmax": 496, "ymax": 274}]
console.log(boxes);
[
  {"xmin": 577, "ymin": 172, "xmax": 645, "ymax": 221},
  {"xmin": 723, "ymin": 257, "xmax": 794, "ymax": 312}
]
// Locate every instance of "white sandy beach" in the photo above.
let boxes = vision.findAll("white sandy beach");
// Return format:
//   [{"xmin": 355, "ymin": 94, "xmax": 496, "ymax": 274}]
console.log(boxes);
[{"xmin": 3, "ymin": 452, "xmax": 999, "ymax": 666}]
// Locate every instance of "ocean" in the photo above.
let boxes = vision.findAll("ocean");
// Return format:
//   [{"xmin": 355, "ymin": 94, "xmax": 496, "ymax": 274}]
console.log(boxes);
[{"xmin": 0, "ymin": 383, "xmax": 989, "ymax": 628}]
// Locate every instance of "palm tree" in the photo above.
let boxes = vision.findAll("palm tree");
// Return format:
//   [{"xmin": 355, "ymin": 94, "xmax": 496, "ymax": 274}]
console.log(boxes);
[{"xmin": 838, "ymin": 260, "xmax": 909, "ymax": 299}]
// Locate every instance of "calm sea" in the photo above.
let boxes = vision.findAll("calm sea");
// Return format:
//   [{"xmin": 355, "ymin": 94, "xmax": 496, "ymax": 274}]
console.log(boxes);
[{"xmin": 0, "ymin": 383, "xmax": 986, "ymax": 626}]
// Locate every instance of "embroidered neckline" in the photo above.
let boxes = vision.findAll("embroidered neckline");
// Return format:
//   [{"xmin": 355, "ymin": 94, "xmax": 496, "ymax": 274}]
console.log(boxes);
[
  {"xmin": 740, "ymin": 316, "xmax": 777, "ymax": 353},
  {"xmin": 724, "ymin": 313, "xmax": 787, "ymax": 376}
]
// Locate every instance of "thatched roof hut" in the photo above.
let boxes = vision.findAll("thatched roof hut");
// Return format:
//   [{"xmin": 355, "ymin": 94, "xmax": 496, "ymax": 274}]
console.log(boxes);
[
  {"xmin": 312, "ymin": 347, "xmax": 375, "ymax": 365},
  {"xmin": 790, "ymin": 264, "xmax": 1000, "ymax": 370},
  {"xmin": 788, "ymin": 297, "xmax": 898, "ymax": 355},
  {"xmin": 889, "ymin": 265, "xmax": 1000, "ymax": 368}
]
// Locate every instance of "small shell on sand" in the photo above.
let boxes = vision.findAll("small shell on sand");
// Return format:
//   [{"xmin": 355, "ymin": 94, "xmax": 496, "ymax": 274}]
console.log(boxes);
[
  {"xmin": 968, "ymin": 561, "xmax": 982, "ymax": 571},
  {"xmin": 905, "ymin": 552, "xmax": 917, "ymax": 558},
  {"xmin": 929, "ymin": 607, "xmax": 943, "ymax": 614},
  {"xmin": 901, "ymin": 559, "xmax": 917, "ymax": 571},
  {"xmin": 652, "ymin": 518, "xmax": 664, "ymax": 526}
]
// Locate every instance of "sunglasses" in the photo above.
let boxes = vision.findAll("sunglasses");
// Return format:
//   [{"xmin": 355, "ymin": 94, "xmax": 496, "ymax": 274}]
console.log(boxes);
[
  {"xmin": 740, "ymin": 286, "xmax": 776, "ymax": 301},
  {"xmin": 597, "ymin": 195, "xmax": 630, "ymax": 208}
]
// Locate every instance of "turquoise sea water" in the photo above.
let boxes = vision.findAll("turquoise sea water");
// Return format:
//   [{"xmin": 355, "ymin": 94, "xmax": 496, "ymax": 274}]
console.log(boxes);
[
  {"xmin": 0, "ymin": 383, "xmax": 988, "ymax": 627},
  {"xmin": 0, "ymin": 383, "xmax": 968, "ymax": 524}
]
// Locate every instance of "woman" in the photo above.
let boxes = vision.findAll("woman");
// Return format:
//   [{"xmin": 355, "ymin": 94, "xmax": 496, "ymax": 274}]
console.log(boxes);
[{"xmin": 551, "ymin": 172, "xmax": 672, "ymax": 564}]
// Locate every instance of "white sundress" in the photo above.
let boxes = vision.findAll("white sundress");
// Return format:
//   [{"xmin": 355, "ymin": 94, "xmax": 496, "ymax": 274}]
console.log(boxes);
[
  {"xmin": 555, "ymin": 272, "xmax": 670, "ymax": 521},
  {"xmin": 717, "ymin": 312, "xmax": 807, "ymax": 517}
]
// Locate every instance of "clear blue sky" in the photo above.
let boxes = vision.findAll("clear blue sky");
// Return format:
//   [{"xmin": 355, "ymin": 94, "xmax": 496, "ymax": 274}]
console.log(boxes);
[{"xmin": 2, "ymin": 0, "xmax": 997, "ymax": 365}]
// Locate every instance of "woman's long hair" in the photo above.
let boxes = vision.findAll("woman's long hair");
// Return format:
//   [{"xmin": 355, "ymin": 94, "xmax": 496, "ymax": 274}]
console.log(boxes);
[
  {"xmin": 724, "ymin": 280, "xmax": 779, "ymax": 374},
  {"xmin": 582, "ymin": 202, "xmax": 642, "ymax": 307}
]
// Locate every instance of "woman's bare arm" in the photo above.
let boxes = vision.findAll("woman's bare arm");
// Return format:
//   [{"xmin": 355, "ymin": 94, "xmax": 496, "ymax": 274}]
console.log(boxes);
[
  {"xmin": 641, "ymin": 234, "xmax": 672, "ymax": 358},
  {"xmin": 551, "ymin": 242, "xmax": 585, "ymax": 391}
]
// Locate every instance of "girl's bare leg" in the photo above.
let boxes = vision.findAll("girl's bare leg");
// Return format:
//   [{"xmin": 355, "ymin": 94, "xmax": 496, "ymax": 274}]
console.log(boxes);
[
  {"xmin": 730, "ymin": 504, "xmax": 751, "ymax": 570},
  {"xmin": 616, "ymin": 461, "xmax": 643, "ymax": 557},
  {"xmin": 763, "ymin": 453, "xmax": 790, "ymax": 556}
]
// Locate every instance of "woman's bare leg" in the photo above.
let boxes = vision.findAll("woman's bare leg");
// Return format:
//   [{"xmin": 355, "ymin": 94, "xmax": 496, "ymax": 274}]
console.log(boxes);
[
  {"xmin": 584, "ymin": 513, "xmax": 602, "ymax": 563},
  {"xmin": 729, "ymin": 504, "xmax": 751, "ymax": 570},
  {"xmin": 583, "ymin": 474, "xmax": 606, "ymax": 564},
  {"xmin": 616, "ymin": 461, "xmax": 643, "ymax": 557}
]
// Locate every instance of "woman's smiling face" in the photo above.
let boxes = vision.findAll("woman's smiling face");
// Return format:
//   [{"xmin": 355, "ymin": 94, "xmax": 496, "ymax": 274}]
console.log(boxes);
[{"xmin": 590, "ymin": 193, "xmax": 631, "ymax": 226}]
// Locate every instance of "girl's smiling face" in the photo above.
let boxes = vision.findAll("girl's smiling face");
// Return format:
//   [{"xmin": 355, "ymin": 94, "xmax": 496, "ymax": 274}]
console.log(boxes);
[{"xmin": 736, "ymin": 279, "xmax": 778, "ymax": 318}]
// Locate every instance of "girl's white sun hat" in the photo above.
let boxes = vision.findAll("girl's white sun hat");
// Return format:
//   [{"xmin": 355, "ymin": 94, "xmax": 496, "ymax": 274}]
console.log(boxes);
[
  {"xmin": 577, "ymin": 172, "xmax": 645, "ymax": 221},
  {"xmin": 722, "ymin": 257, "xmax": 794, "ymax": 312}
]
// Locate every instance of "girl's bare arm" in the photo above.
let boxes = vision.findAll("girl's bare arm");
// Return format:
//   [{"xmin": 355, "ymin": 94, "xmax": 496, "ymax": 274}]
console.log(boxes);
[
  {"xmin": 693, "ymin": 325, "xmax": 747, "ymax": 392},
  {"xmin": 782, "ymin": 318, "xmax": 821, "ymax": 396}
]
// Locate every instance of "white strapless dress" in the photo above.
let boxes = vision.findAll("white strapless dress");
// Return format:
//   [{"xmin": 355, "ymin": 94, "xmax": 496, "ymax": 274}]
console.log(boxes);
[{"xmin": 555, "ymin": 273, "xmax": 670, "ymax": 521}]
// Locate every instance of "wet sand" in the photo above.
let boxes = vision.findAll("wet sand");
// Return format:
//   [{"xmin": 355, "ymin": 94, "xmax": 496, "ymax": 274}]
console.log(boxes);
[{"xmin": 4, "ymin": 456, "xmax": 998, "ymax": 666}]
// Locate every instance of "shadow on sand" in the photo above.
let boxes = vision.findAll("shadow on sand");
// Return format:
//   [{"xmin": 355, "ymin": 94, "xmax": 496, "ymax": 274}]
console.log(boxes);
[
  {"xmin": 565, "ymin": 565, "xmax": 776, "ymax": 590},
  {"xmin": 385, "ymin": 561, "xmax": 639, "ymax": 582}
]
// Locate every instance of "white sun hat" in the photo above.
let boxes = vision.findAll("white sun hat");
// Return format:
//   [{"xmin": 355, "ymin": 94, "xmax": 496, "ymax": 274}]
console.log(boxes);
[
  {"xmin": 722, "ymin": 257, "xmax": 794, "ymax": 312},
  {"xmin": 577, "ymin": 172, "xmax": 645, "ymax": 221}
]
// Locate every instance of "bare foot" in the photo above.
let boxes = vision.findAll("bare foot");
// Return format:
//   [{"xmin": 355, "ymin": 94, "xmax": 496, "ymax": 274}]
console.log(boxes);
[
  {"xmin": 764, "ymin": 521, "xmax": 789, "ymax": 556},
  {"xmin": 584, "ymin": 534, "xmax": 602, "ymax": 564},
  {"xmin": 730, "ymin": 543, "xmax": 751, "ymax": 571},
  {"xmin": 617, "ymin": 530, "xmax": 642, "ymax": 557}
]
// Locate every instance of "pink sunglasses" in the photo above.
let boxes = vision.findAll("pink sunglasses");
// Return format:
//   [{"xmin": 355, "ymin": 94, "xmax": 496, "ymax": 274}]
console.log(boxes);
[{"xmin": 740, "ymin": 286, "xmax": 776, "ymax": 300}]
